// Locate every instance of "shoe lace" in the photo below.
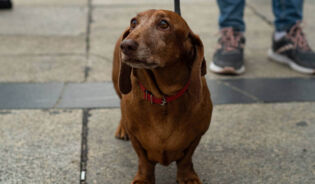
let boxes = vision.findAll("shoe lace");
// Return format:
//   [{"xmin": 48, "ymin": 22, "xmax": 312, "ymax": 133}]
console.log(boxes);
[
  {"xmin": 287, "ymin": 22, "xmax": 311, "ymax": 51},
  {"xmin": 219, "ymin": 27, "xmax": 242, "ymax": 52}
]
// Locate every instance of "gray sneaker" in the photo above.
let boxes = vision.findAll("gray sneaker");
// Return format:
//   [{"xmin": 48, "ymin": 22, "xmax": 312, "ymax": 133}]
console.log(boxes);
[
  {"xmin": 268, "ymin": 22, "xmax": 315, "ymax": 74},
  {"xmin": 210, "ymin": 27, "xmax": 246, "ymax": 75}
]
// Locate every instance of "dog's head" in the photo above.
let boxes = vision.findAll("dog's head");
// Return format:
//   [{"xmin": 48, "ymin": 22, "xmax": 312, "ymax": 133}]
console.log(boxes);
[{"xmin": 119, "ymin": 9, "xmax": 206, "ymax": 98}]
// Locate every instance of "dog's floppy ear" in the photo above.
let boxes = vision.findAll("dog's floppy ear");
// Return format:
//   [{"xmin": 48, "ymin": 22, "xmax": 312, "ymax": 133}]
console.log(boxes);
[
  {"xmin": 119, "ymin": 62, "xmax": 132, "ymax": 94},
  {"xmin": 201, "ymin": 57, "xmax": 207, "ymax": 76},
  {"xmin": 188, "ymin": 32, "xmax": 205, "ymax": 102},
  {"xmin": 119, "ymin": 28, "xmax": 132, "ymax": 94}
]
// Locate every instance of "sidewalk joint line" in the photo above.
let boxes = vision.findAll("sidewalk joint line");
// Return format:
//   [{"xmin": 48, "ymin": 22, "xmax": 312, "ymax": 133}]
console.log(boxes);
[
  {"xmin": 247, "ymin": 3, "xmax": 273, "ymax": 26},
  {"xmin": 80, "ymin": 109, "xmax": 91, "ymax": 184}
]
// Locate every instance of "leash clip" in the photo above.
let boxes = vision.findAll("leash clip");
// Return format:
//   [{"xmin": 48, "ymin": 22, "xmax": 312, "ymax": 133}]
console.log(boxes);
[{"xmin": 160, "ymin": 97, "xmax": 167, "ymax": 106}]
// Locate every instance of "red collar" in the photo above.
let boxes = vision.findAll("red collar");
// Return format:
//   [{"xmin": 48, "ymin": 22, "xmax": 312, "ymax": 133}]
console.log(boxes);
[{"xmin": 139, "ymin": 81, "xmax": 190, "ymax": 106}]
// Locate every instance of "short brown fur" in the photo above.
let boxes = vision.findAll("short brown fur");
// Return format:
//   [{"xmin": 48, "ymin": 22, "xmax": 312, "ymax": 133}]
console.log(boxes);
[{"xmin": 112, "ymin": 9, "xmax": 213, "ymax": 184}]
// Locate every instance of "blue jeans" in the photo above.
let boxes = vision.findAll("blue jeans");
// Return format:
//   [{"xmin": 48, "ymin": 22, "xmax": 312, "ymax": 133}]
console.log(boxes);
[{"xmin": 217, "ymin": 0, "xmax": 304, "ymax": 32}]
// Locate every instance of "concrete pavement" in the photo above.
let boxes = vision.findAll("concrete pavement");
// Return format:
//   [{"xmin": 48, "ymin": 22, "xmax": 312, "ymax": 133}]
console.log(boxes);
[
  {"xmin": 0, "ymin": 0, "xmax": 315, "ymax": 184},
  {"xmin": 87, "ymin": 104, "xmax": 315, "ymax": 184},
  {"xmin": 0, "ymin": 110, "xmax": 81, "ymax": 184}
]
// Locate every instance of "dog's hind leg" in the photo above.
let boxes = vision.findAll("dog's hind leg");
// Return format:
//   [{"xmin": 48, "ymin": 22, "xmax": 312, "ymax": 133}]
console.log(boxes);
[{"xmin": 115, "ymin": 119, "xmax": 129, "ymax": 141}]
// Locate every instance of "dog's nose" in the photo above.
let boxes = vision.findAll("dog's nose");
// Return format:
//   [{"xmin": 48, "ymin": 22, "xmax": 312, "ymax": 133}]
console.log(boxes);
[{"xmin": 120, "ymin": 39, "xmax": 139, "ymax": 54}]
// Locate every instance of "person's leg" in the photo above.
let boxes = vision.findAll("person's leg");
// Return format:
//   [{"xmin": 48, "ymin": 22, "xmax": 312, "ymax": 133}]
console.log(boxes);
[
  {"xmin": 273, "ymin": 0, "xmax": 303, "ymax": 32},
  {"xmin": 217, "ymin": 0, "xmax": 246, "ymax": 32},
  {"xmin": 269, "ymin": 0, "xmax": 315, "ymax": 74},
  {"xmin": 210, "ymin": 0, "xmax": 246, "ymax": 75}
]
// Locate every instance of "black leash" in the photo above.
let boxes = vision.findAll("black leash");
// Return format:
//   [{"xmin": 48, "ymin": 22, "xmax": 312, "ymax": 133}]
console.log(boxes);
[{"xmin": 174, "ymin": 0, "xmax": 181, "ymax": 16}]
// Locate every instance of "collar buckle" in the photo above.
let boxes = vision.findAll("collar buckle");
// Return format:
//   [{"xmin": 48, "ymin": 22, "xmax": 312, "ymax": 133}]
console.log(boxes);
[
  {"xmin": 160, "ymin": 97, "xmax": 167, "ymax": 106},
  {"xmin": 150, "ymin": 94, "xmax": 153, "ymax": 104}
]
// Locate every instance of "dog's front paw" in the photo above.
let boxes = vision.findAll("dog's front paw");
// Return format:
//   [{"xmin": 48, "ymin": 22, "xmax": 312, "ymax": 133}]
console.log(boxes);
[
  {"xmin": 131, "ymin": 180, "xmax": 150, "ymax": 184},
  {"xmin": 131, "ymin": 178, "xmax": 153, "ymax": 184},
  {"xmin": 131, "ymin": 174, "xmax": 154, "ymax": 184},
  {"xmin": 115, "ymin": 121, "xmax": 129, "ymax": 141},
  {"xmin": 177, "ymin": 173, "xmax": 202, "ymax": 184}
]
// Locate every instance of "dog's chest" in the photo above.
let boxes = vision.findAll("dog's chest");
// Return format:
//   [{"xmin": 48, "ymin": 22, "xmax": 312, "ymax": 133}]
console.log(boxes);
[
  {"xmin": 139, "ymin": 122, "xmax": 193, "ymax": 165},
  {"xmin": 128, "ymin": 110, "xmax": 200, "ymax": 164},
  {"xmin": 123, "ymin": 92, "xmax": 212, "ymax": 164}
]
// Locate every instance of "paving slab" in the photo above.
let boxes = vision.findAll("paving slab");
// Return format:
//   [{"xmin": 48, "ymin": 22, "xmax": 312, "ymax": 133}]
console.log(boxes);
[
  {"xmin": 224, "ymin": 78, "xmax": 315, "ymax": 103},
  {"xmin": 86, "ymin": 54, "xmax": 113, "ymax": 82},
  {"xmin": 246, "ymin": 0, "xmax": 273, "ymax": 24},
  {"xmin": 93, "ymin": 0, "xmax": 168, "ymax": 6},
  {"xmin": 0, "ymin": 55, "xmax": 86, "ymax": 82},
  {"xmin": 0, "ymin": 83, "xmax": 63, "ymax": 109},
  {"xmin": 0, "ymin": 110, "xmax": 82, "ymax": 184},
  {"xmin": 0, "ymin": 7, "xmax": 86, "ymax": 36},
  {"xmin": 57, "ymin": 82, "xmax": 118, "ymax": 109},
  {"xmin": 14, "ymin": 0, "xmax": 87, "ymax": 6},
  {"xmin": 208, "ymin": 80, "xmax": 258, "ymax": 104},
  {"xmin": 0, "ymin": 6, "xmax": 86, "ymax": 55},
  {"xmin": 92, "ymin": 0, "xmax": 209, "ymax": 6},
  {"xmin": 87, "ymin": 103, "xmax": 315, "ymax": 184},
  {"xmin": 86, "ymin": 109, "xmax": 134, "ymax": 184},
  {"xmin": 1, "ymin": 78, "xmax": 315, "ymax": 109},
  {"xmin": 0, "ymin": 35, "xmax": 86, "ymax": 55}
]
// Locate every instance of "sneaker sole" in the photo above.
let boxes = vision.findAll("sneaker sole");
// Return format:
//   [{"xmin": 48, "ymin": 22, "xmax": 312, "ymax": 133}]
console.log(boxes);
[
  {"xmin": 209, "ymin": 62, "xmax": 245, "ymax": 75},
  {"xmin": 268, "ymin": 49, "xmax": 315, "ymax": 74}
]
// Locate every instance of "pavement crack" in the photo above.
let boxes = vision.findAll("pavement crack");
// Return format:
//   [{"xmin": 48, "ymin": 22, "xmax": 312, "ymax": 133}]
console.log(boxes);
[
  {"xmin": 52, "ymin": 83, "xmax": 67, "ymax": 108},
  {"xmin": 247, "ymin": 3, "xmax": 273, "ymax": 26},
  {"xmin": 80, "ymin": 109, "xmax": 91, "ymax": 184},
  {"xmin": 89, "ymin": 53, "xmax": 111, "ymax": 62},
  {"xmin": 85, "ymin": 0, "xmax": 93, "ymax": 57},
  {"xmin": 84, "ymin": 66, "xmax": 91, "ymax": 81},
  {"xmin": 84, "ymin": 0, "xmax": 93, "ymax": 82},
  {"xmin": 217, "ymin": 80, "xmax": 262, "ymax": 103}
]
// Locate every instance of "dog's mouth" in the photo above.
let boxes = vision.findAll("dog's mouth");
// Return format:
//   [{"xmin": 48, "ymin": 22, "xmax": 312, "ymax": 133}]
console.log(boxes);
[
  {"xmin": 122, "ymin": 55, "xmax": 159, "ymax": 69},
  {"xmin": 123, "ymin": 60, "xmax": 159, "ymax": 69}
]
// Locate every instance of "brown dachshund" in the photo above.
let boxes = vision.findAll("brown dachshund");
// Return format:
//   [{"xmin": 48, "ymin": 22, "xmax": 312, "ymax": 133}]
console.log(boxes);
[{"xmin": 112, "ymin": 9, "xmax": 213, "ymax": 184}]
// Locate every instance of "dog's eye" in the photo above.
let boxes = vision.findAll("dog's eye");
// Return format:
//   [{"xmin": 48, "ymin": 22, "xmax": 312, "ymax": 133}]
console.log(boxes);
[
  {"xmin": 158, "ymin": 20, "xmax": 169, "ymax": 29},
  {"xmin": 130, "ymin": 18, "xmax": 137, "ymax": 29}
]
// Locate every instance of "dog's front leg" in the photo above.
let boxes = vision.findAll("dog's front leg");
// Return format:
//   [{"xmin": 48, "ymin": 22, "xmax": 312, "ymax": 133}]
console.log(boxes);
[
  {"xmin": 129, "ymin": 134, "xmax": 156, "ymax": 184},
  {"xmin": 176, "ymin": 136, "xmax": 202, "ymax": 184},
  {"xmin": 115, "ymin": 119, "xmax": 129, "ymax": 140}
]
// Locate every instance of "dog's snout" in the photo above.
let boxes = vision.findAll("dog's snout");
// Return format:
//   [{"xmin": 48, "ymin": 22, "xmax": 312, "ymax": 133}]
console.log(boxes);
[{"xmin": 120, "ymin": 39, "xmax": 139, "ymax": 54}]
